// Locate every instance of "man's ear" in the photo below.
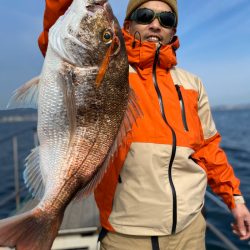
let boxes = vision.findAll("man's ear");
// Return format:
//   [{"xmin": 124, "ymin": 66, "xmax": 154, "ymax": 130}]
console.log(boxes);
[
  {"xmin": 171, "ymin": 28, "xmax": 177, "ymax": 36},
  {"xmin": 168, "ymin": 28, "xmax": 177, "ymax": 44},
  {"xmin": 169, "ymin": 28, "xmax": 177, "ymax": 42},
  {"xmin": 124, "ymin": 20, "xmax": 131, "ymax": 32}
]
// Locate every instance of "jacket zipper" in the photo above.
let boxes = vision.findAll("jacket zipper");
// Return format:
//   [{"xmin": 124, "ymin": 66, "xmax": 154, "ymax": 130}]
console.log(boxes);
[
  {"xmin": 175, "ymin": 85, "xmax": 189, "ymax": 131},
  {"xmin": 152, "ymin": 44, "xmax": 177, "ymax": 234}
]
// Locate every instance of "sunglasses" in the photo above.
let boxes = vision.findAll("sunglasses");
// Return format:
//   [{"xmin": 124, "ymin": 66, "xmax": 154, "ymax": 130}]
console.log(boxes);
[{"xmin": 130, "ymin": 8, "xmax": 177, "ymax": 28}]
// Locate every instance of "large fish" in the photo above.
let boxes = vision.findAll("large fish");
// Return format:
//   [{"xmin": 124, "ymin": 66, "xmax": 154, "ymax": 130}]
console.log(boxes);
[{"xmin": 0, "ymin": 0, "xmax": 140, "ymax": 249}]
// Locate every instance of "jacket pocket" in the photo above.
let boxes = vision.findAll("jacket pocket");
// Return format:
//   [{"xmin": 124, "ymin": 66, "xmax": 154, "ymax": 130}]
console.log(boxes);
[{"xmin": 175, "ymin": 85, "xmax": 189, "ymax": 131}]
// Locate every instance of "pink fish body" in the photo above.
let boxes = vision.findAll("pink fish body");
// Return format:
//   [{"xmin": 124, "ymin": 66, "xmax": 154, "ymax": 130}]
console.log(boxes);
[{"xmin": 0, "ymin": 0, "xmax": 140, "ymax": 249}]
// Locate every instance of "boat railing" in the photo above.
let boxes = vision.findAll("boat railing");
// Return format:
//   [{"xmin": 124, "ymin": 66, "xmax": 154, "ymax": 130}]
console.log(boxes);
[{"xmin": 0, "ymin": 126, "xmax": 37, "ymax": 212}]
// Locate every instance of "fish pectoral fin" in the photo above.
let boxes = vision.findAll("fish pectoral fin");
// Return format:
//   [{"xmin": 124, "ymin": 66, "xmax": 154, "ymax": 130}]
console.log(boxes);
[
  {"xmin": 24, "ymin": 146, "xmax": 45, "ymax": 200},
  {"xmin": 7, "ymin": 76, "xmax": 40, "ymax": 109},
  {"xmin": 0, "ymin": 208, "xmax": 63, "ymax": 250}
]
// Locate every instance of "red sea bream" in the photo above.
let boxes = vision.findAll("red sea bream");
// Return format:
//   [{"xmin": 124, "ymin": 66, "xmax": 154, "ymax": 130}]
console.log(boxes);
[{"xmin": 0, "ymin": 0, "xmax": 140, "ymax": 249}]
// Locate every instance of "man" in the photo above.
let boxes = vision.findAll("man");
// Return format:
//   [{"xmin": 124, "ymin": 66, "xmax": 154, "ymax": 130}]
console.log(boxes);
[{"xmin": 38, "ymin": 0, "xmax": 250, "ymax": 249}]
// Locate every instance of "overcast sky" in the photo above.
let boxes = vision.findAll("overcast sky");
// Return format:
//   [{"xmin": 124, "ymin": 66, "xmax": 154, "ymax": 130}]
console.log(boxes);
[{"xmin": 0, "ymin": 0, "xmax": 249, "ymax": 109}]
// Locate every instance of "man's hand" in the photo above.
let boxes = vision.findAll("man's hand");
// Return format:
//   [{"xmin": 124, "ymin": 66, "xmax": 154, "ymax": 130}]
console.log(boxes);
[{"xmin": 231, "ymin": 203, "xmax": 250, "ymax": 240}]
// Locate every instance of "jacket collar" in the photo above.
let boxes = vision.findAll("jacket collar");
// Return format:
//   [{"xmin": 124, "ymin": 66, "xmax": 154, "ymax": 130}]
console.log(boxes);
[{"xmin": 123, "ymin": 29, "xmax": 179, "ymax": 71}]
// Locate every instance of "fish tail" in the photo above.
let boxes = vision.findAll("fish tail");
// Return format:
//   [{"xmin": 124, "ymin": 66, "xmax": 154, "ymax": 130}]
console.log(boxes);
[{"xmin": 0, "ymin": 208, "xmax": 63, "ymax": 250}]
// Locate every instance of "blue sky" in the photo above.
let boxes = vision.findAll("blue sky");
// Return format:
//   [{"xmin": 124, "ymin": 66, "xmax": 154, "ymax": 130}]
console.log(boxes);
[{"xmin": 0, "ymin": 0, "xmax": 249, "ymax": 109}]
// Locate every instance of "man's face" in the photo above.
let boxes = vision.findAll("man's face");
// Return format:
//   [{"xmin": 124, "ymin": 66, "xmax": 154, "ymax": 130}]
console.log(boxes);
[{"xmin": 125, "ymin": 1, "xmax": 176, "ymax": 45}]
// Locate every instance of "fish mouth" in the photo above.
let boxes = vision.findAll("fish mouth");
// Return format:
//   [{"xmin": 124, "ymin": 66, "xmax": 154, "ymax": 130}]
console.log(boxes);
[{"xmin": 86, "ymin": 0, "xmax": 108, "ymax": 12}]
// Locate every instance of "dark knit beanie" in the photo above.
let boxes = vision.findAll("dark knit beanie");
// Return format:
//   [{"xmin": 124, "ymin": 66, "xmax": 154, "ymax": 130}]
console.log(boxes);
[{"xmin": 125, "ymin": 0, "xmax": 178, "ymax": 25}]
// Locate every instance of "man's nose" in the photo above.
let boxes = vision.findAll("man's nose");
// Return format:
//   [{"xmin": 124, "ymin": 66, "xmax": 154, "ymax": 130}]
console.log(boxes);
[{"xmin": 148, "ymin": 18, "xmax": 161, "ymax": 30}]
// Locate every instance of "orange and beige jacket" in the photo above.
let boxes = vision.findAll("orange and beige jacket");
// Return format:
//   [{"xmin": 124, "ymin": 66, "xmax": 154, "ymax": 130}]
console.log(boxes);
[
  {"xmin": 38, "ymin": 1, "xmax": 242, "ymax": 236},
  {"xmin": 94, "ymin": 30, "xmax": 242, "ymax": 235}
]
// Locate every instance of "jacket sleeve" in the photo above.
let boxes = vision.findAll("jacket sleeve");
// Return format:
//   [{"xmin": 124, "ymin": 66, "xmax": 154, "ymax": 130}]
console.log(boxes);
[
  {"xmin": 191, "ymin": 78, "xmax": 241, "ymax": 209},
  {"xmin": 38, "ymin": 0, "xmax": 73, "ymax": 56}
]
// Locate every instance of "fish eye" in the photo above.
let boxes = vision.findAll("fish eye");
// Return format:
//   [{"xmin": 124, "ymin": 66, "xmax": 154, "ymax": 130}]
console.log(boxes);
[{"xmin": 102, "ymin": 30, "xmax": 113, "ymax": 44}]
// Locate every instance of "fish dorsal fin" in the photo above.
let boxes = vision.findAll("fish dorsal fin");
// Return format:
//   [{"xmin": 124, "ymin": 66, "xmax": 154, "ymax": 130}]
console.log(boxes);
[
  {"xmin": 7, "ymin": 76, "xmax": 40, "ymax": 109},
  {"xmin": 23, "ymin": 146, "xmax": 45, "ymax": 200},
  {"xmin": 75, "ymin": 88, "xmax": 142, "ymax": 198}
]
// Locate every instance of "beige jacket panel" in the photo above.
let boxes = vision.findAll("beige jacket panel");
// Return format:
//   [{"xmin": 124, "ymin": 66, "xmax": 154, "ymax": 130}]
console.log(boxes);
[{"xmin": 109, "ymin": 142, "xmax": 207, "ymax": 235}]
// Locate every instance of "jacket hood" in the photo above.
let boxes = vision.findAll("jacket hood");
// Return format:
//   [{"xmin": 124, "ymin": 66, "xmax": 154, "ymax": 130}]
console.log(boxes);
[{"xmin": 122, "ymin": 29, "xmax": 179, "ymax": 71}]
